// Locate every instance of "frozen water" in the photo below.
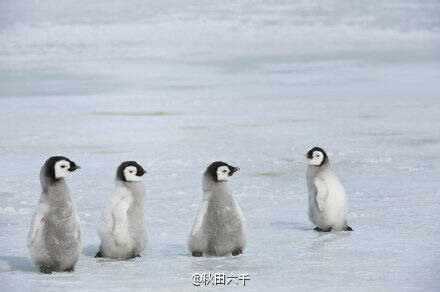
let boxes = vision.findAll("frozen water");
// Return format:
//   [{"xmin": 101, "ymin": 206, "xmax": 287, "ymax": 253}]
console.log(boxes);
[{"xmin": 0, "ymin": 1, "xmax": 439, "ymax": 291}]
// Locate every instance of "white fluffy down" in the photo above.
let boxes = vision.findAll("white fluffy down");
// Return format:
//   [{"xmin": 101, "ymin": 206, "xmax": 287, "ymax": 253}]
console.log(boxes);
[
  {"xmin": 98, "ymin": 182, "xmax": 147, "ymax": 259},
  {"xmin": 309, "ymin": 169, "xmax": 348, "ymax": 230},
  {"xmin": 191, "ymin": 201, "xmax": 208, "ymax": 237}
]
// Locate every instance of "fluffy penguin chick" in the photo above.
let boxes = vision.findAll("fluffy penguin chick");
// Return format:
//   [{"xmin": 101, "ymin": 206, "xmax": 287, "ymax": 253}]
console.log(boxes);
[
  {"xmin": 96, "ymin": 161, "xmax": 147, "ymax": 259},
  {"xmin": 306, "ymin": 147, "xmax": 353, "ymax": 232},
  {"xmin": 188, "ymin": 161, "xmax": 246, "ymax": 257},
  {"xmin": 28, "ymin": 156, "xmax": 82, "ymax": 274}
]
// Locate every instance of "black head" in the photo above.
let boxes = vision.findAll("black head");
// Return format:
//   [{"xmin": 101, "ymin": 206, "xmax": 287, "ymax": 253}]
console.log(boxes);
[
  {"xmin": 205, "ymin": 161, "xmax": 240, "ymax": 182},
  {"xmin": 117, "ymin": 161, "xmax": 146, "ymax": 182},
  {"xmin": 306, "ymin": 146, "xmax": 328, "ymax": 166},
  {"xmin": 44, "ymin": 156, "xmax": 81, "ymax": 182}
]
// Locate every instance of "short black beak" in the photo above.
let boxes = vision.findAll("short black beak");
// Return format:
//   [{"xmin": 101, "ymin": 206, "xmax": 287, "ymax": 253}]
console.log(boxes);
[
  {"xmin": 231, "ymin": 166, "xmax": 240, "ymax": 173},
  {"xmin": 137, "ymin": 167, "xmax": 146, "ymax": 176},
  {"xmin": 69, "ymin": 164, "xmax": 81, "ymax": 172}
]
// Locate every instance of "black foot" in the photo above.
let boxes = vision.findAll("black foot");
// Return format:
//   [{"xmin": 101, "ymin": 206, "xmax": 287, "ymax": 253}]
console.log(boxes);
[
  {"xmin": 345, "ymin": 226, "xmax": 353, "ymax": 231},
  {"xmin": 40, "ymin": 265, "xmax": 53, "ymax": 274},
  {"xmin": 129, "ymin": 254, "xmax": 141, "ymax": 259},
  {"xmin": 232, "ymin": 249, "xmax": 242, "ymax": 256},
  {"xmin": 64, "ymin": 266, "xmax": 75, "ymax": 272},
  {"xmin": 192, "ymin": 251, "xmax": 202, "ymax": 257},
  {"xmin": 314, "ymin": 226, "xmax": 332, "ymax": 232},
  {"xmin": 95, "ymin": 250, "xmax": 103, "ymax": 258}
]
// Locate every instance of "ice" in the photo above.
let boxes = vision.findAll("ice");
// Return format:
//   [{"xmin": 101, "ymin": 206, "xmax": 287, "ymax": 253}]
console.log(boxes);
[{"xmin": 1, "ymin": 1, "xmax": 440, "ymax": 291}]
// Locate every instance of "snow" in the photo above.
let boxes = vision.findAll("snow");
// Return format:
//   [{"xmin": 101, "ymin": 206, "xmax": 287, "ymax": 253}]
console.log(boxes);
[{"xmin": 1, "ymin": 1, "xmax": 440, "ymax": 291}]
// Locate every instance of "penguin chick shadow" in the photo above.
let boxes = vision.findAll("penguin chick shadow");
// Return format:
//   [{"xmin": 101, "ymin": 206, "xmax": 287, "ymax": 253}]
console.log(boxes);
[
  {"xmin": 82, "ymin": 244, "xmax": 101, "ymax": 257},
  {"xmin": 0, "ymin": 256, "xmax": 35, "ymax": 272},
  {"xmin": 270, "ymin": 221, "xmax": 314, "ymax": 231}
]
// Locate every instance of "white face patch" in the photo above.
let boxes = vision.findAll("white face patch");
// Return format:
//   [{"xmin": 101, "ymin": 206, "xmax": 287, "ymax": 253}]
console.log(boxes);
[
  {"xmin": 216, "ymin": 165, "xmax": 230, "ymax": 181},
  {"xmin": 123, "ymin": 166, "xmax": 142, "ymax": 182},
  {"xmin": 54, "ymin": 160, "xmax": 70, "ymax": 179},
  {"xmin": 309, "ymin": 150, "xmax": 324, "ymax": 166}
]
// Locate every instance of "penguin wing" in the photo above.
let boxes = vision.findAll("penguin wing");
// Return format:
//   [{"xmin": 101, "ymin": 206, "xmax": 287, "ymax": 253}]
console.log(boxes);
[
  {"xmin": 28, "ymin": 202, "xmax": 49, "ymax": 248},
  {"xmin": 233, "ymin": 199, "xmax": 246, "ymax": 224},
  {"xmin": 191, "ymin": 201, "xmax": 208, "ymax": 236},
  {"xmin": 313, "ymin": 177, "xmax": 328, "ymax": 212},
  {"xmin": 76, "ymin": 214, "xmax": 82, "ymax": 242},
  {"xmin": 112, "ymin": 196, "xmax": 133, "ymax": 237}
]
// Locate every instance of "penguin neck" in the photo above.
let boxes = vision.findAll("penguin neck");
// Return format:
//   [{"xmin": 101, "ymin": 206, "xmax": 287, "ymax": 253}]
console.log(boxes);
[
  {"xmin": 116, "ymin": 179, "xmax": 145, "ymax": 202},
  {"xmin": 202, "ymin": 174, "xmax": 231, "ymax": 201},
  {"xmin": 41, "ymin": 178, "xmax": 72, "ymax": 202},
  {"xmin": 307, "ymin": 162, "xmax": 330, "ymax": 177}
]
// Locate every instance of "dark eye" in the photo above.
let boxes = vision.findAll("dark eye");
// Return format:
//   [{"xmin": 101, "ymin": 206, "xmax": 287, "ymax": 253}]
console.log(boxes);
[
  {"xmin": 129, "ymin": 170, "xmax": 133, "ymax": 173},
  {"xmin": 61, "ymin": 165, "xmax": 66, "ymax": 168},
  {"xmin": 223, "ymin": 170, "xmax": 227, "ymax": 173}
]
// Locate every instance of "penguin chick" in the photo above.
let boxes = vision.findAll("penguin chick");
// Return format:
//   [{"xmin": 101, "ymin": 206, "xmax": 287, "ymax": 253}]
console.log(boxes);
[
  {"xmin": 28, "ymin": 156, "xmax": 82, "ymax": 274},
  {"xmin": 306, "ymin": 147, "xmax": 353, "ymax": 232},
  {"xmin": 96, "ymin": 161, "xmax": 147, "ymax": 259},
  {"xmin": 188, "ymin": 161, "xmax": 246, "ymax": 257}
]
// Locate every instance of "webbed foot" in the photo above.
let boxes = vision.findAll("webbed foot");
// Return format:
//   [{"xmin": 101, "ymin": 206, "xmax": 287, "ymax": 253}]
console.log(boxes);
[
  {"xmin": 40, "ymin": 265, "xmax": 53, "ymax": 274},
  {"xmin": 192, "ymin": 251, "xmax": 202, "ymax": 257},
  {"xmin": 345, "ymin": 226, "xmax": 353, "ymax": 231},
  {"xmin": 232, "ymin": 249, "xmax": 243, "ymax": 256},
  {"xmin": 314, "ymin": 226, "xmax": 332, "ymax": 232}
]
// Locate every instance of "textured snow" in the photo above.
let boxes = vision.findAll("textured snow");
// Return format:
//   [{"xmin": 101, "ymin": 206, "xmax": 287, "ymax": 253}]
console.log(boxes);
[{"xmin": 1, "ymin": 1, "xmax": 440, "ymax": 291}]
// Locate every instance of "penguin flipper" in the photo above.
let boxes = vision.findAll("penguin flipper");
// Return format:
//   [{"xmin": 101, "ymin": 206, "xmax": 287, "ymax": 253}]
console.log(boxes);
[
  {"xmin": 188, "ymin": 202, "xmax": 209, "ymax": 255},
  {"xmin": 112, "ymin": 196, "xmax": 133, "ymax": 245},
  {"xmin": 28, "ymin": 203, "xmax": 49, "ymax": 248},
  {"xmin": 191, "ymin": 201, "xmax": 208, "ymax": 237},
  {"xmin": 344, "ymin": 226, "xmax": 353, "ymax": 231},
  {"xmin": 313, "ymin": 178, "xmax": 328, "ymax": 212}
]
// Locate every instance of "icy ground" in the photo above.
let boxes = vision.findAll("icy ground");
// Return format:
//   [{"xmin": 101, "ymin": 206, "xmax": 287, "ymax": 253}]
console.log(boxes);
[{"xmin": 1, "ymin": 1, "xmax": 440, "ymax": 291}]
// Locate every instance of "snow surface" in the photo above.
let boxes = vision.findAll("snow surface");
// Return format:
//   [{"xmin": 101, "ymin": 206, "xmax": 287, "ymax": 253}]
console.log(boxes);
[{"xmin": 1, "ymin": 1, "xmax": 440, "ymax": 291}]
